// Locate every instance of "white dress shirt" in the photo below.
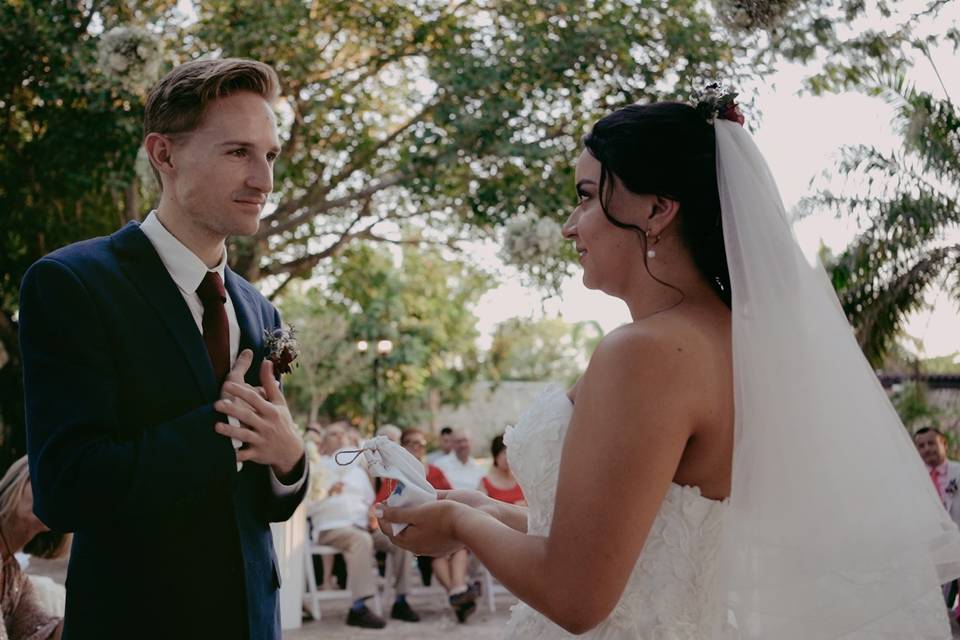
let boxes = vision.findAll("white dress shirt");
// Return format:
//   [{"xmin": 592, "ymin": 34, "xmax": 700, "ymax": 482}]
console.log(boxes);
[
  {"xmin": 140, "ymin": 211, "xmax": 305, "ymax": 495},
  {"xmin": 434, "ymin": 452, "xmax": 487, "ymax": 491}
]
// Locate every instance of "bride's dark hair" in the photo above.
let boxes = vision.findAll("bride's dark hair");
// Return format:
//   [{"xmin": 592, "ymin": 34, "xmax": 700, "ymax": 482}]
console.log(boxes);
[{"xmin": 582, "ymin": 102, "xmax": 731, "ymax": 308}]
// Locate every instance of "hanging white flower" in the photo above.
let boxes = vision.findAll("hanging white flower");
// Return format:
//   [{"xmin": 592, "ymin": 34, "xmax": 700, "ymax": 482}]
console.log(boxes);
[
  {"xmin": 712, "ymin": 0, "xmax": 800, "ymax": 32},
  {"xmin": 97, "ymin": 26, "xmax": 163, "ymax": 95},
  {"xmin": 501, "ymin": 214, "xmax": 563, "ymax": 266}
]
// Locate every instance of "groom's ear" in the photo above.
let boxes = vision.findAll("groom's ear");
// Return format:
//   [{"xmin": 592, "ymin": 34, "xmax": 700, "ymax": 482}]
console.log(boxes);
[
  {"xmin": 646, "ymin": 195, "xmax": 680, "ymax": 237},
  {"xmin": 144, "ymin": 132, "xmax": 177, "ymax": 188}
]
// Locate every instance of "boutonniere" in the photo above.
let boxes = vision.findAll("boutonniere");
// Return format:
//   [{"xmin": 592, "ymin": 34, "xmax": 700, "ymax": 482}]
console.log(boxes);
[
  {"xmin": 263, "ymin": 325, "xmax": 299, "ymax": 379},
  {"xmin": 946, "ymin": 478, "xmax": 958, "ymax": 497}
]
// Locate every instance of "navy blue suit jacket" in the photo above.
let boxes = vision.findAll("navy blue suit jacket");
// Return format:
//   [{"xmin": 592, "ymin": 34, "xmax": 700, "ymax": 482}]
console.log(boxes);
[{"xmin": 19, "ymin": 222, "xmax": 306, "ymax": 639}]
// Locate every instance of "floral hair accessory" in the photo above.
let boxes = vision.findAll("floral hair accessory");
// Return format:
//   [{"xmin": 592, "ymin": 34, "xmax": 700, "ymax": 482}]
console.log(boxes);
[
  {"xmin": 263, "ymin": 325, "xmax": 299, "ymax": 379},
  {"xmin": 693, "ymin": 83, "xmax": 745, "ymax": 126}
]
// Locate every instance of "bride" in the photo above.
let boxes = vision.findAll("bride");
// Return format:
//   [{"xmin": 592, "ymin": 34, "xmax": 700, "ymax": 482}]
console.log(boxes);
[{"xmin": 380, "ymin": 94, "xmax": 960, "ymax": 638}]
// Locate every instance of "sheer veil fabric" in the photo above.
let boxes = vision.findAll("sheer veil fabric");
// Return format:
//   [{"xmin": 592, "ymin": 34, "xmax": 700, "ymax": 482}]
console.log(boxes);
[{"xmin": 714, "ymin": 120, "xmax": 960, "ymax": 639}]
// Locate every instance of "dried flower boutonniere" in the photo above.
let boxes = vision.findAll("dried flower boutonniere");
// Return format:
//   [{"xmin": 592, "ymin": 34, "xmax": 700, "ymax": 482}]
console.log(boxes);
[
  {"xmin": 263, "ymin": 325, "xmax": 300, "ymax": 379},
  {"xmin": 946, "ymin": 478, "xmax": 958, "ymax": 497}
]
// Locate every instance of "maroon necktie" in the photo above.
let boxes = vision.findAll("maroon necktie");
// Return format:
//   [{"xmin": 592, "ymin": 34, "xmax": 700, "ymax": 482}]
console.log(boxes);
[{"xmin": 197, "ymin": 271, "xmax": 230, "ymax": 382}]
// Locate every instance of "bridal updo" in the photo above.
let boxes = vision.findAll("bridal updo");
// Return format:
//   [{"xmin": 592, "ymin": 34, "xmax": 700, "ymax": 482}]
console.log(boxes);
[{"xmin": 582, "ymin": 103, "xmax": 731, "ymax": 308}]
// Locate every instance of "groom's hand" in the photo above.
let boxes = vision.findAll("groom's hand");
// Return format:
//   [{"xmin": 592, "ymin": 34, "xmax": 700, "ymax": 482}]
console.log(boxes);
[{"xmin": 214, "ymin": 352, "xmax": 304, "ymax": 480}]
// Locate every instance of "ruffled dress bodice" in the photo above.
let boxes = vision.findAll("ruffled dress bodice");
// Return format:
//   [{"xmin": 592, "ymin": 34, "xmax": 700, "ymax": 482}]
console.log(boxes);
[{"xmin": 503, "ymin": 386, "xmax": 729, "ymax": 639}]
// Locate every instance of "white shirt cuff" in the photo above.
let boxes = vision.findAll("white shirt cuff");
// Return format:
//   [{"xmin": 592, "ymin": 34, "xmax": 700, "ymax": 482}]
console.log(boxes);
[{"xmin": 269, "ymin": 459, "xmax": 307, "ymax": 497}]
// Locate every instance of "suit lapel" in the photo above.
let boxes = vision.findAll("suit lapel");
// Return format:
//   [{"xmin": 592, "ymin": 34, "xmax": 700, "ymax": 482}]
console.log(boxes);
[
  {"xmin": 110, "ymin": 222, "xmax": 218, "ymax": 399},
  {"xmin": 224, "ymin": 267, "xmax": 264, "ymax": 385}
]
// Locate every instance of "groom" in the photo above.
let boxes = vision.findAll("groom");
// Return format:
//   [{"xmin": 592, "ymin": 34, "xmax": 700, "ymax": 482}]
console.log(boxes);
[{"xmin": 19, "ymin": 59, "xmax": 306, "ymax": 639}]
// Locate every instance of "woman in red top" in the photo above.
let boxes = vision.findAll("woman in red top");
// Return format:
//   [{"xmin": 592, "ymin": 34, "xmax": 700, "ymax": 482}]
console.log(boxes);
[{"xmin": 478, "ymin": 434, "xmax": 526, "ymax": 506}]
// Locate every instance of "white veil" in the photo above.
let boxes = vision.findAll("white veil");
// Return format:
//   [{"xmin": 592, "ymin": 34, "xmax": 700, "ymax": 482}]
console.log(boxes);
[{"xmin": 714, "ymin": 120, "xmax": 960, "ymax": 639}]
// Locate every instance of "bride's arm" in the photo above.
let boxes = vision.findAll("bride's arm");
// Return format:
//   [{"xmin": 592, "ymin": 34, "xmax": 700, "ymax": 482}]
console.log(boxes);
[
  {"xmin": 439, "ymin": 489, "xmax": 528, "ymax": 533},
  {"xmin": 383, "ymin": 326, "xmax": 701, "ymax": 634}
]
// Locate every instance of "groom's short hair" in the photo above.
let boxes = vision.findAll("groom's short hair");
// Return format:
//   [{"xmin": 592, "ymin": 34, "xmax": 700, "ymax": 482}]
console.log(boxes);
[{"xmin": 143, "ymin": 58, "xmax": 280, "ymax": 186}]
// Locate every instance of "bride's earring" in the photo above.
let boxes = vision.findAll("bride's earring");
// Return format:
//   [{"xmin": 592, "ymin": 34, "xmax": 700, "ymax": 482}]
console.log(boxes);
[{"xmin": 646, "ymin": 232, "xmax": 660, "ymax": 259}]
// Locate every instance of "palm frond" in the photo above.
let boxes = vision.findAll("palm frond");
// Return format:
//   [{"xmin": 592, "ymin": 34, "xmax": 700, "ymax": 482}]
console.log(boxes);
[
  {"xmin": 899, "ymin": 91, "xmax": 960, "ymax": 181},
  {"xmin": 832, "ymin": 245, "xmax": 955, "ymax": 364}
]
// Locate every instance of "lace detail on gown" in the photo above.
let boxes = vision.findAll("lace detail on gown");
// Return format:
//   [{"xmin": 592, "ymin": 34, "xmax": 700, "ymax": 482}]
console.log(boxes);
[{"xmin": 503, "ymin": 386, "xmax": 730, "ymax": 639}]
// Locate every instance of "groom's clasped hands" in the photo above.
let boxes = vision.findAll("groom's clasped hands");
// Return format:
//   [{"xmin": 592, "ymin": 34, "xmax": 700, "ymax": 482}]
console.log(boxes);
[{"xmin": 213, "ymin": 349, "xmax": 304, "ymax": 481}]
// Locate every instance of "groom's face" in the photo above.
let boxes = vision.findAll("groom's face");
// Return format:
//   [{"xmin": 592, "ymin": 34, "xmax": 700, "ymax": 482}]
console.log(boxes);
[{"xmin": 167, "ymin": 91, "xmax": 281, "ymax": 239}]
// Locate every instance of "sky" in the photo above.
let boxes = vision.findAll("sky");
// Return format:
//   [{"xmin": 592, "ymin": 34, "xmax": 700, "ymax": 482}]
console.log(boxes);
[{"xmin": 472, "ymin": 9, "xmax": 960, "ymax": 360}]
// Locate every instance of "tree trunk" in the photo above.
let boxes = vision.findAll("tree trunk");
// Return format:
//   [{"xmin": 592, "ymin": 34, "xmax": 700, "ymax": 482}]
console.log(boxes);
[
  {"xmin": 427, "ymin": 388, "xmax": 441, "ymax": 436},
  {"xmin": 123, "ymin": 178, "xmax": 140, "ymax": 222}
]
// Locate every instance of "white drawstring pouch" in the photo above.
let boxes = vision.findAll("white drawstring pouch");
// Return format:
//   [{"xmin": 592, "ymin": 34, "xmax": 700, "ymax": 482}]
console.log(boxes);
[{"xmin": 359, "ymin": 436, "xmax": 437, "ymax": 534}]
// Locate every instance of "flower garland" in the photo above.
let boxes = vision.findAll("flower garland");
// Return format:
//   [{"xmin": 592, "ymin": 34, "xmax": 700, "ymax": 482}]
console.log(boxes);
[{"xmin": 97, "ymin": 26, "xmax": 163, "ymax": 95}]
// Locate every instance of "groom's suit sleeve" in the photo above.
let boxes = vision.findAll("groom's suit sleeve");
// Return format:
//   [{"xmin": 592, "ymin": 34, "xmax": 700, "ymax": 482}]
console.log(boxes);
[{"xmin": 20, "ymin": 257, "xmax": 236, "ymax": 533}]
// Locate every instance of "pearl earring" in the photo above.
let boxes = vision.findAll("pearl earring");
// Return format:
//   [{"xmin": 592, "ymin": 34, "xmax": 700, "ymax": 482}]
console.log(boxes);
[{"xmin": 646, "ymin": 231, "xmax": 660, "ymax": 259}]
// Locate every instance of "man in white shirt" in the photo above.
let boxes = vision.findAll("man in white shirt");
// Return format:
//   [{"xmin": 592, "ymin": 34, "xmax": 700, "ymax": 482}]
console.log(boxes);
[
  {"xmin": 425, "ymin": 425, "xmax": 454, "ymax": 464},
  {"xmin": 20, "ymin": 58, "xmax": 306, "ymax": 640},
  {"xmin": 307, "ymin": 422, "xmax": 421, "ymax": 628},
  {"xmin": 434, "ymin": 427, "xmax": 487, "ymax": 491}
]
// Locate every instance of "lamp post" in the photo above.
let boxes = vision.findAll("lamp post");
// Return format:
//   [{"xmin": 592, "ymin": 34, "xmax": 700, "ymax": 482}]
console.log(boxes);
[{"xmin": 357, "ymin": 339, "xmax": 393, "ymax": 429}]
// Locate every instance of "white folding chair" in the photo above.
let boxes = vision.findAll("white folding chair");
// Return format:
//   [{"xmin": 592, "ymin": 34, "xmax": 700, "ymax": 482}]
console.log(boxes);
[{"xmin": 479, "ymin": 563, "xmax": 511, "ymax": 612}]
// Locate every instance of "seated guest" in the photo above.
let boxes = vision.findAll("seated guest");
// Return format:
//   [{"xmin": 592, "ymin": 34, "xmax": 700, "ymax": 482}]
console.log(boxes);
[
  {"xmin": 479, "ymin": 434, "xmax": 526, "ymax": 506},
  {"xmin": 0, "ymin": 456, "xmax": 70, "ymax": 639},
  {"xmin": 376, "ymin": 424, "xmax": 402, "ymax": 443},
  {"xmin": 395, "ymin": 429, "xmax": 477, "ymax": 623},
  {"xmin": 433, "ymin": 427, "xmax": 486, "ymax": 491},
  {"xmin": 309, "ymin": 423, "xmax": 419, "ymax": 628},
  {"xmin": 425, "ymin": 426, "xmax": 454, "ymax": 464}
]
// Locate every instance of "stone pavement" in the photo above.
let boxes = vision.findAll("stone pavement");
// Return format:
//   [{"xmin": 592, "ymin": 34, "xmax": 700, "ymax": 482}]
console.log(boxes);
[
  {"xmin": 284, "ymin": 594, "xmax": 516, "ymax": 639},
  {"xmin": 25, "ymin": 557, "xmax": 960, "ymax": 638}
]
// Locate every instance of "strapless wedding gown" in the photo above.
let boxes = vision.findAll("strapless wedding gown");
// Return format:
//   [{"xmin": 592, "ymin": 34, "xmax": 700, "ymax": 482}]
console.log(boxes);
[{"xmin": 503, "ymin": 386, "xmax": 731, "ymax": 639}]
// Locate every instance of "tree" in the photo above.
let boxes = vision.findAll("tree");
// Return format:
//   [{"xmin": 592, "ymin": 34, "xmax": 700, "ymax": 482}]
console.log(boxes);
[
  {"xmin": 273, "ymin": 296, "xmax": 367, "ymax": 428},
  {"xmin": 1, "ymin": 0, "xmax": 754, "ymax": 465},
  {"xmin": 281, "ymin": 243, "xmax": 492, "ymax": 429},
  {"xmin": 814, "ymin": 77, "xmax": 958, "ymax": 364},
  {"xmin": 0, "ymin": 1, "xmax": 183, "ymax": 470},
  {"xmin": 486, "ymin": 317, "xmax": 603, "ymax": 384},
  {"xmin": 191, "ymin": 0, "xmax": 748, "ymax": 288}
]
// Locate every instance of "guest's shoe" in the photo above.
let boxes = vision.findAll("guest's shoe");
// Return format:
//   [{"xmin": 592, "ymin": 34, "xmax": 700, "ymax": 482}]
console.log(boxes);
[
  {"xmin": 346, "ymin": 605, "xmax": 386, "ymax": 629},
  {"xmin": 454, "ymin": 599, "xmax": 477, "ymax": 623},
  {"xmin": 450, "ymin": 589, "xmax": 477, "ymax": 623},
  {"xmin": 390, "ymin": 599, "xmax": 421, "ymax": 622},
  {"xmin": 449, "ymin": 589, "xmax": 475, "ymax": 607}
]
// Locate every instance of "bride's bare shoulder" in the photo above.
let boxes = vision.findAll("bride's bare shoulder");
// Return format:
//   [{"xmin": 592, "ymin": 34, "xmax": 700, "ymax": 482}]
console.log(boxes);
[{"xmin": 577, "ymin": 312, "xmax": 728, "ymax": 393}]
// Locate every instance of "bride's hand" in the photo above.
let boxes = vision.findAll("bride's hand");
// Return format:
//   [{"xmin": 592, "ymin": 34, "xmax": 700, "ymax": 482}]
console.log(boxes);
[
  {"xmin": 439, "ymin": 489, "xmax": 527, "ymax": 532},
  {"xmin": 437, "ymin": 489, "xmax": 497, "ymax": 510},
  {"xmin": 377, "ymin": 500, "xmax": 469, "ymax": 557}
]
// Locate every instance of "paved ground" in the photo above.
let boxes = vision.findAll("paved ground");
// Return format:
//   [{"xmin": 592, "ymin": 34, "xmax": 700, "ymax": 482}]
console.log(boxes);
[
  {"xmin": 285, "ymin": 594, "xmax": 516, "ymax": 639},
  {"xmin": 25, "ymin": 555, "xmax": 516, "ymax": 639},
  {"xmin": 26, "ymin": 556, "xmax": 960, "ymax": 638}
]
